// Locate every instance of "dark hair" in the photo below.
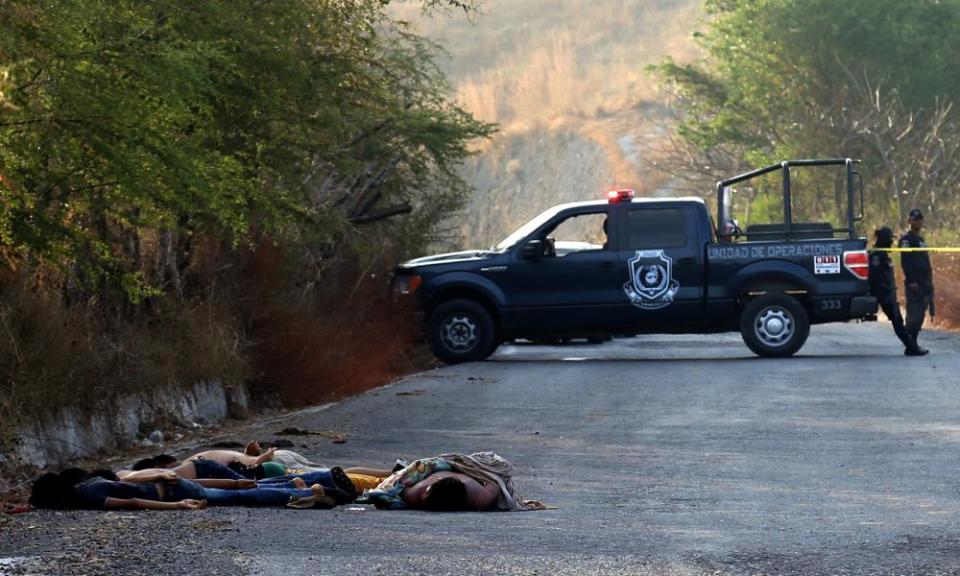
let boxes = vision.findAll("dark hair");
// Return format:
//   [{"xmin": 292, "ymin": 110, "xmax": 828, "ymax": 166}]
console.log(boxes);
[
  {"xmin": 89, "ymin": 468, "xmax": 120, "ymax": 481},
  {"xmin": 132, "ymin": 453, "xmax": 178, "ymax": 471},
  {"xmin": 131, "ymin": 457, "xmax": 156, "ymax": 471},
  {"xmin": 421, "ymin": 477, "xmax": 468, "ymax": 512},
  {"xmin": 29, "ymin": 472, "xmax": 80, "ymax": 509},
  {"xmin": 152, "ymin": 454, "xmax": 178, "ymax": 468},
  {"xmin": 59, "ymin": 467, "xmax": 90, "ymax": 487}
]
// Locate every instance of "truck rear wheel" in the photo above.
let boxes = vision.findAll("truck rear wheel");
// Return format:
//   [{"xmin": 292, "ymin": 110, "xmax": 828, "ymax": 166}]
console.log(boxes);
[
  {"xmin": 740, "ymin": 293, "xmax": 810, "ymax": 357},
  {"xmin": 426, "ymin": 298, "xmax": 498, "ymax": 364}
]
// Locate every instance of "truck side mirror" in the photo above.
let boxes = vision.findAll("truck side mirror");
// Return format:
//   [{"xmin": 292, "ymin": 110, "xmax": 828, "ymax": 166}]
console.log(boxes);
[
  {"xmin": 719, "ymin": 218, "xmax": 742, "ymax": 243},
  {"xmin": 521, "ymin": 240, "xmax": 544, "ymax": 259}
]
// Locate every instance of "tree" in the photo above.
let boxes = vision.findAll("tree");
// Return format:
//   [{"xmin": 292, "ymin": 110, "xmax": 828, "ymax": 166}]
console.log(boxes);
[
  {"xmin": 0, "ymin": 0, "xmax": 492, "ymax": 300},
  {"xmin": 652, "ymin": 0, "xmax": 960, "ymax": 228}
]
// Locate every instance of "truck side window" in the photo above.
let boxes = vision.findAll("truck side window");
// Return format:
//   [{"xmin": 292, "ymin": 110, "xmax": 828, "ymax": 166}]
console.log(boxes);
[
  {"xmin": 543, "ymin": 212, "xmax": 607, "ymax": 257},
  {"xmin": 626, "ymin": 208, "xmax": 687, "ymax": 249}
]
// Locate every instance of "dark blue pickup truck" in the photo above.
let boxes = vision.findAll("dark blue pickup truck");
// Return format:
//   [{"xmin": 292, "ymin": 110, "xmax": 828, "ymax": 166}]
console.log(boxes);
[{"xmin": 393, "ymin": 159, "xmax": 878, "ymax": 363}]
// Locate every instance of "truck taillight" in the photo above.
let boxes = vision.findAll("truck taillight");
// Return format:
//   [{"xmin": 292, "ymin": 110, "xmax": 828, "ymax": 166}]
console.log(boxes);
[{"xmin": 843, "ymin": 250, "xmax": 869, "ymax": 279}]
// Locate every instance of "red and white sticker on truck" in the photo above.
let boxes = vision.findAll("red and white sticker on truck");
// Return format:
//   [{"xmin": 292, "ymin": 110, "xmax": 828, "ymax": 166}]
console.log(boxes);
[{"xmin": 814, "ymin": 255, "xmax": 841, "ymax": 274}]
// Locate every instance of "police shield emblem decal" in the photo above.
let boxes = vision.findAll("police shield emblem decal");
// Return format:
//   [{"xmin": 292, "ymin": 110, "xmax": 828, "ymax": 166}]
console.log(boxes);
[{"xmin": 624, "ymin": 250, "xmax": 680, "ymax": 310}]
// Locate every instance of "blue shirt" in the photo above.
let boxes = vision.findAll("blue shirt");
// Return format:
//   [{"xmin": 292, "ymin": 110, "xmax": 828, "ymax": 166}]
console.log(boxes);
[{"xmin": 74, "ymin": 477, "xmax": 161, "ymax": 509}]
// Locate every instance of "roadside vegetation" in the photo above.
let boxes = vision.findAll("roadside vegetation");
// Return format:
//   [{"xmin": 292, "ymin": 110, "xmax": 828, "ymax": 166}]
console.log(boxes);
[
  {"xmin": 0, "ymin": 0, "xmax": 493, "ymax": 449},
  {"xmin": 392, "ymin": 0, "xmax": 702, "ymax": 247},
  {"xmin": 5, "ymin": 0, "xmax": 960, "ymax": 463},
  {"xmin": 652, "ymin": 0, "xmax": 960, "ymax": 234},
  {"xmin": 652, "ymin": 0, "xmax": 960, "ymax": 327}
]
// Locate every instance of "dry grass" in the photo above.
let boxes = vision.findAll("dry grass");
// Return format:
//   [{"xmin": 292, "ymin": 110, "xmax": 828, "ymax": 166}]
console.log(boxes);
[
  {"xmin": 0, "ymin": 266, "xmax": 250, "ymax": 446},
  {"xmin": 0, "ymin": 226, "xmax": 435, "ymax": 462},
  {"xmin": 0, "ymin": 235, "xmax": 432, "ymax": 473},
  {"xmin": 242, "ymin": 243, "xmax": 427, "ymax": 407},
  {"xmin": 250, "ymin": 292, "xmax": 422, "ymax": 406},
  {"xmin": 927, "ymin": 253, "xmax": 960, "ymax": 330},
  {"xmin": 392, "ymin": 0, "xmax": 703, "ymax": 245},
  {"xmin": 433, "ymin": 0, "xmax": 701, "ymax": 135}
]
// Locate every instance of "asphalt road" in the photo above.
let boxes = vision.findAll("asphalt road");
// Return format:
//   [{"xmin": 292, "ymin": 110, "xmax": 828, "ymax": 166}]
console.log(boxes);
[{"xmin": 4, "ymin": 322, "xmax": 960, "ymax": 575}]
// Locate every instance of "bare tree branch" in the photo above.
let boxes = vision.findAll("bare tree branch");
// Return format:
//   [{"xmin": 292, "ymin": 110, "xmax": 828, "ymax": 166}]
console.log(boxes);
[{"xmin": 348, "ymin": 203, "xmax": 412, "ymax": 225}]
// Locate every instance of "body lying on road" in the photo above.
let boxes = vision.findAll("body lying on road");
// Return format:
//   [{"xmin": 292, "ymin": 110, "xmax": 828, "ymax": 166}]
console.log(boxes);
[
  {"xmin": 28, "ymin": 445, "xmax": 546, "ymax": 513},
  {"xmin": 361, "ymin": 452, "xmax": 549, "ymax": 512},
  {"xmin": 29, "ymin": 468, "xmax": 343, "ymax": 511}
]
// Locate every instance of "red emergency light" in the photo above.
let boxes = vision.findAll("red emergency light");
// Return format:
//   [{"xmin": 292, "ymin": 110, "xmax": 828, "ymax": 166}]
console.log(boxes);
[{"xmin": 606, "ymin": 189, "xmax": 635, "ymax": 203}]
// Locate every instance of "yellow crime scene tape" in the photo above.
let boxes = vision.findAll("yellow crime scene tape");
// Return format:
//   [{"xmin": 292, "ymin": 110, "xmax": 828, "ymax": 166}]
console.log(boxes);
[{"xmin": 871, "ymin": 247, "xmax": 960, "ymax": 252}]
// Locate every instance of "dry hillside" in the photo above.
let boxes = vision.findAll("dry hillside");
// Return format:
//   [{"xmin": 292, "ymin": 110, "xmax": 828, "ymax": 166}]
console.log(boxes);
[{"xmin": 393, "ymin": 0, "xmax": 702, "ymax": 247}]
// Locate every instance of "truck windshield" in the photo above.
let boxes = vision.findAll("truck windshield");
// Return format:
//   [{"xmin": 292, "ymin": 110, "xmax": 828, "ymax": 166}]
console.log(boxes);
[{"xmin": 494, "ymin": 206, "xmax": 565, "ymax": 251}]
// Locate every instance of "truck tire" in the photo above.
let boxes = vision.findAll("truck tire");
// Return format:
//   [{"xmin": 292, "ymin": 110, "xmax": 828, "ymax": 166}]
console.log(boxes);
[
  {"xmin": 739, "ymin": 293, "xmax": 810, "ymax": 357},
  {"xmin": 426, "ymin": 299, "xmax": 497, "ymax": 364}
]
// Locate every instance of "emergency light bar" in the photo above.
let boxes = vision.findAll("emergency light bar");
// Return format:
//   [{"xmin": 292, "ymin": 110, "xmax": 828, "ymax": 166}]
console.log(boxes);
[{"xmin": 607, "ymin": 189, "xmax": 635, "ymax": 203}]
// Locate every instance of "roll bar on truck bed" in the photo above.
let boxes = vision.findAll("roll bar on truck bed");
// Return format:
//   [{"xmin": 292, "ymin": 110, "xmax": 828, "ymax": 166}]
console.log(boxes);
[{"xmin": 716, "ymin": 158, "xmax": 864, "ymax": 241}]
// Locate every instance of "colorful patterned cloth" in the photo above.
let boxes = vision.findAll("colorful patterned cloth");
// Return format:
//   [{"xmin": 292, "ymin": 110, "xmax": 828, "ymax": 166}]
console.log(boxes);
[
  {"xmin": 360, "ymin": 457, "xmax": 453, "ymax": 509},
  {"xmin": 360, "ymin": 452, "xmax": 550, "ymax": 511},
  {"xmin": 439, "ymin": 452, "xmax": 549, "ymax": 511}
]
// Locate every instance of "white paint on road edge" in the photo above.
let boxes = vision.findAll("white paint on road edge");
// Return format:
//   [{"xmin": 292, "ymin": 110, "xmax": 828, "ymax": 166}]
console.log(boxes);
[
  {"xmin": 251, "ymin": 402, "xmax": 337, "ymax": 426},
  {"xmin": 169, "ymin": 366, "xmax": 450, "ymax": 454},
  {"xmin": 0, "ymin": 557, "xmax": 31, "ymax": 576}
]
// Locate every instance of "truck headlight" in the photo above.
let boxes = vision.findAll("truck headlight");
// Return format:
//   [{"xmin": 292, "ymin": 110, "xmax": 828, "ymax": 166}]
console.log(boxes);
[{"xmin": 392, "ymin": 274, "xmax": 422, "ymax": 295}]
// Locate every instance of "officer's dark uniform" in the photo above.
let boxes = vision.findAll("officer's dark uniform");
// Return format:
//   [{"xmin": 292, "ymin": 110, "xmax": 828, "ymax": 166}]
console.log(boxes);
[
  {"xmin": 868, "ymin": 227, "xmax": 913, "ymax": 352},
  {"xmin": 899, "ymin": 211, "xmax": 934, "ymax": 349}
]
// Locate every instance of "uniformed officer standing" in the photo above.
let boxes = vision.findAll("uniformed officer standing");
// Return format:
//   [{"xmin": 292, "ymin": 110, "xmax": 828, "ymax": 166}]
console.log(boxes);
[
  {"xmin": 869, "ymin": 226, "xmax": 924, "ymax": 355},
  {"xmin": 899, "ymin": 208, "xmax": 934, "ymax": 355}
]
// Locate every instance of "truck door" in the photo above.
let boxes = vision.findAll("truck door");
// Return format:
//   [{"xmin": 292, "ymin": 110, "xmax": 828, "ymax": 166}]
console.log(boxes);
[
  {"xmin": 499, "ymin": 207, "xmax": 622, "ymax": 335},
  {"xmin": 616, "ymin": 204, "xmax": 705, "ymax": 329}
]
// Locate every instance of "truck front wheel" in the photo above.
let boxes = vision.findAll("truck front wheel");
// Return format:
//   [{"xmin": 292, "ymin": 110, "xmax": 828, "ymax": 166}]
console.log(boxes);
[
  {"xmin": 426, "ymin": 299, "xmax": 498, "ymax": 364},
  {"xmin": 740, "ymin": 293, "xmax": 810, "ymax": 357}
]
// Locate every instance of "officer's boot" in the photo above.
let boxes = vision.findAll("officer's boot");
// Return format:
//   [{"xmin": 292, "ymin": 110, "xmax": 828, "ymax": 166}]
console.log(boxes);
[
  {"xmin": 913, "ymin": 328, "xmax": 929, "ymax": 355},
  {"xmin": 893, "ymin": 324, "xmax": 913, "ymax": 352},
  {"xmin": 905, "ymin": 332, "xmax": 929, "ymax": 356}
]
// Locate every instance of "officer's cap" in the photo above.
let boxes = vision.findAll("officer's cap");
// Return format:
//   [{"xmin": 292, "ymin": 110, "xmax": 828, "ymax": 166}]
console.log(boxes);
[
  {"xmin": 908, "ymin": 208, "xmax": 924, "ymax": 220},
  {"xmin": 874, "ymin": 226, "xmax": 894, "ymax": 244}
]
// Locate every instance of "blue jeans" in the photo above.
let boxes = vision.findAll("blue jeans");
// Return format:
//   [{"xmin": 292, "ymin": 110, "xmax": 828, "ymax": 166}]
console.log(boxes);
[
  {"xmin": 190, "ymin": 459, "xmax": 247, "ymax": 481},
  {"xmin": 258, "ymin": 470, "xmax": 333, "ymax": 489},
  {"xmin": 166, "ymin": 479, "xmax": 314, "ymax": 507}
]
